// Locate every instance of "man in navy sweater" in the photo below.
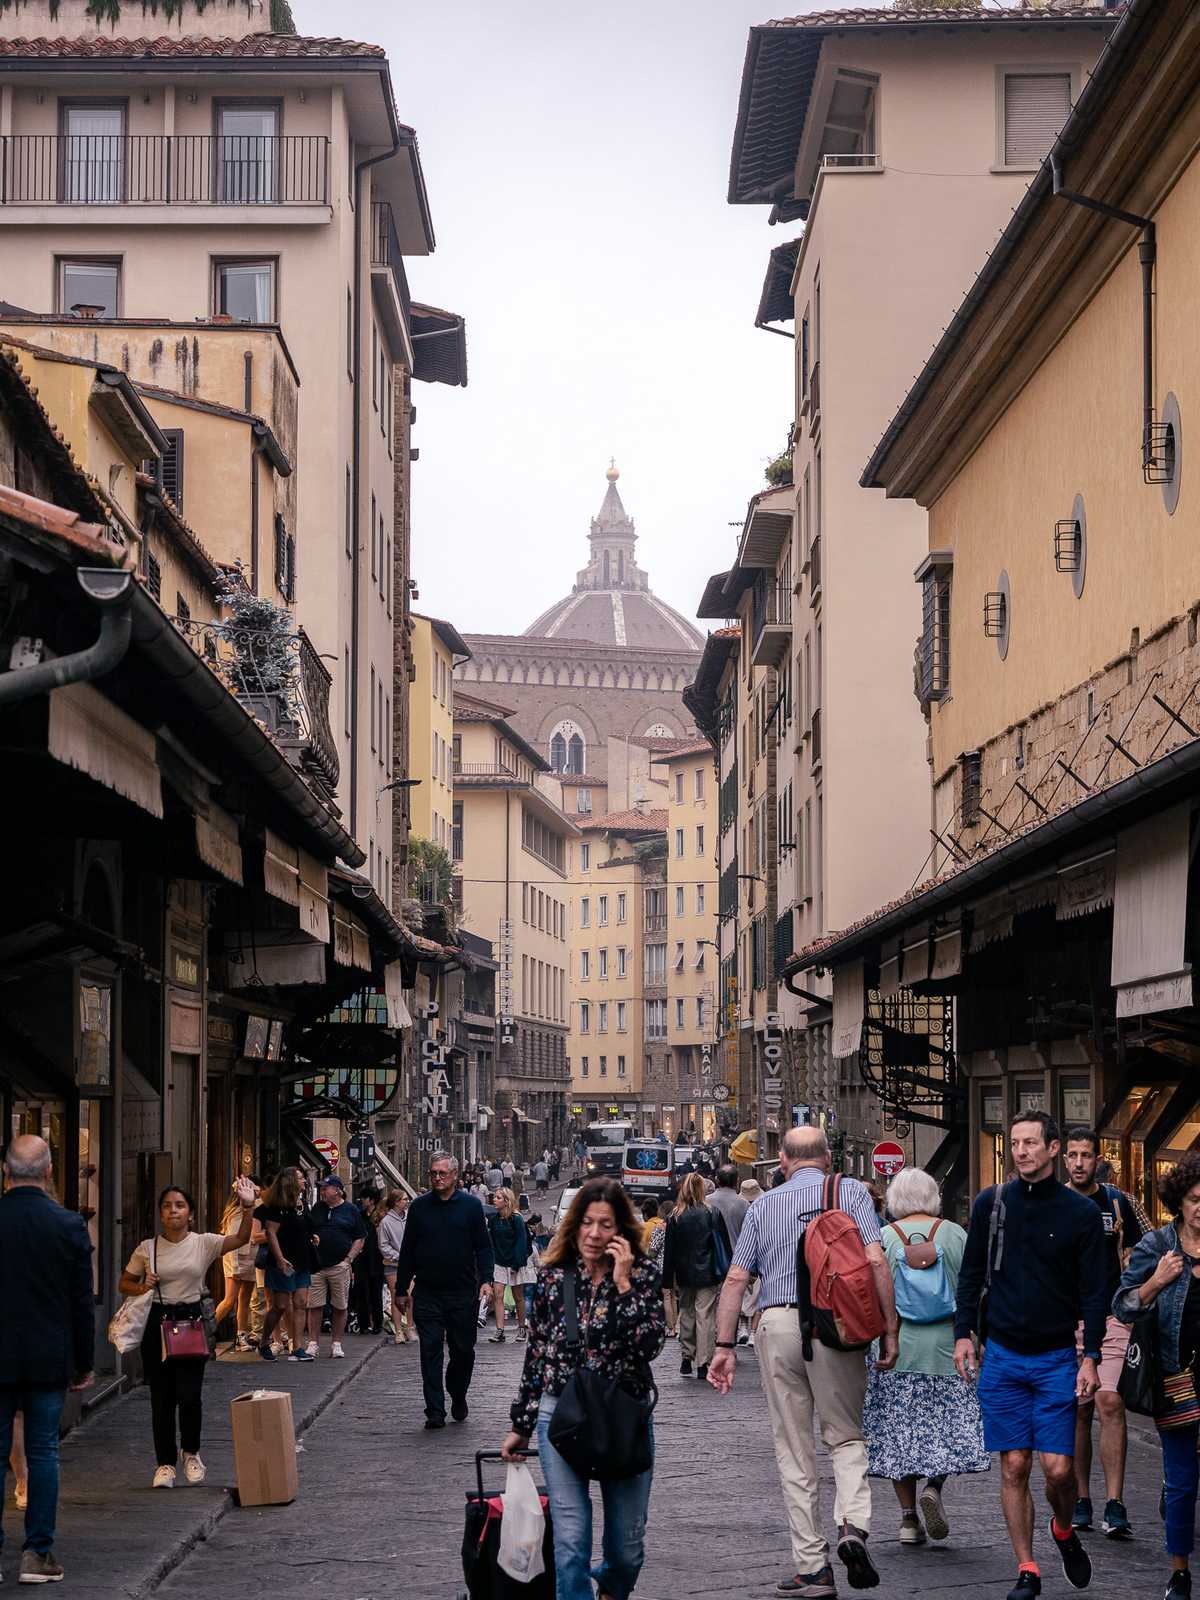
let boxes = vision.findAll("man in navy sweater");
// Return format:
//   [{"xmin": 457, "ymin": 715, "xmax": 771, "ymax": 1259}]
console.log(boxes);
[{"xmin": 955, "ymin": 1110, "xmax": 1107, "ymax": 1600}]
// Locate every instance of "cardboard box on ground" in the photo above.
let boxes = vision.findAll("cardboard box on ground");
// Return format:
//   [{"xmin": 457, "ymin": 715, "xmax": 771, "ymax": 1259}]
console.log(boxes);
[{"xmin": 230, "ymin": 1390, "xmax": 299, "ymax": 1507}]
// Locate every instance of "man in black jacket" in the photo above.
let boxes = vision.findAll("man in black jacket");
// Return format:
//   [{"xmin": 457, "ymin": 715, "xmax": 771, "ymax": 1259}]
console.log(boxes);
[
  {"xmin": 395, "ymin": 1152, "xmax": 494, "ymax": 1429},
  {"xmin": 955, "ymin": 1111, "xmax": 1107, "ymax": 1600},
  {"xmin": 0, "ymin": 1134, "xmax": 94, "ymax": 1585}
]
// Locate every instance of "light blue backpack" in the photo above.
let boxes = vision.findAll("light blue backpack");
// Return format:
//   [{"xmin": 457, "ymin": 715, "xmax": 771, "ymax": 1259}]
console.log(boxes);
[{"xmin": 886, "ymin": 1219, "xmax": 956, "ymax": 1324}]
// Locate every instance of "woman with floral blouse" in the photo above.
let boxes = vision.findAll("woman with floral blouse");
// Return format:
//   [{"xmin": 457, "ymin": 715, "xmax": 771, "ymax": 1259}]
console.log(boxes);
[{"xmin": 501, "ymin": 1177, "xmax": 665, "ymax": 1600}]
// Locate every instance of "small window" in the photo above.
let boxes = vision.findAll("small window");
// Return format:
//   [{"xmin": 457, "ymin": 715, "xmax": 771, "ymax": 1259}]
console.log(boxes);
[
  {"xmin": 675, "ymin": 773, "xmax": 684, "ymax": 804},
  {"xmin": 696, "ymin": 883, "xmax": 705, "ymax": 915},
  {"xmin": 617, "ymin": 1055, "xmax": 626, "ymax": 1078},
  {"xmin": 581, "ymin": 951, "xmax": 590, "ymax": 981},
  {"xmin": 581, "ymin": 843, "xmax": 590, "ymax": 871},
  {"xmin": 580, "ymin": 897, "xmax": 590, "ymax": 928},
  {"xmin": 369, "ymin": 665, "xmax": 376, "ymax": 753},
  {"xmin": 675, "ymin": 887, "xmax": 684, "ymax": 916},
  {"xmin": 580, "ymin": 1055, "xmax": 589, "ymax": 1077},
  {"xmin": 274, "ymin": 513, "xmax": 288, "ymax": 596},
  {"xmin": 1003, "ymin": 72, "xmax": 1071, "ymax": 168},
  {"xmin": 159, "ymin": 428, "xmax": 184, "ymax": 511},
  {"xmin": 960, "ymin": 750, "xmax": 982, "ymax": 828},
  {"xmin": 59, "ymin": 257, "xmax": 120, "ymax": 318},
  {"xmin": 598, "ymin": 895, "xmax": 608, "ymax": 927},
  {"xmin": 599, "ymin": 1056, "xmax": 607, "ymax": 1078},
  {"xmin": 576, "ymin": 787, "xmax": 592, "ymax": 815},
  {"xmin": 599, "ymin": 949, "xmax": 608, "ymax": 980},
  {"xmin": 215, "ymin": 259, "xmax": 275, "ymax": 321},
  {"xmin": 580, "ymin": 1003, "xmax": 590, "ymax": 1034},
  {"xmin": 675, "ymin": 829, "xmax": 684, "ymax": 858},
  {"xmin": 617, "ymin": 948, "xmax": 627, "ymax": 978},
  {"xmin": 696, "ymin": 825, "xmax": 705, "ymax": 856},
  {"xmin": 145, "ymin": 551, "xmax": 162, "ymax": 602},
  {"xmin": 617, "ymin": 893, "xmax": 627, "ymax": 923}
]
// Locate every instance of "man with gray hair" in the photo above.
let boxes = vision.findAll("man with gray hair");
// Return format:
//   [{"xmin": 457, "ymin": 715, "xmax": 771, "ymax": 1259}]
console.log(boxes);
[
  {"xmin": 709, "ymin": 1127, "xmax": 898, "ymax": 1599},
  {"xmin": 395, "ymin": 1152, "xmax": 494, "ymax": 1428},
  {"xmin": 0, "ymin": 1135, "xmax": 95, "ymax": 1585}
]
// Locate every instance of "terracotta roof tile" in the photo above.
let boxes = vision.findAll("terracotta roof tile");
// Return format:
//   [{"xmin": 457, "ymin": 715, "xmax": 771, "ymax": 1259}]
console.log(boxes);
[
  {"xmin": 580, "ymin": 808, "xmax": 668, "ymax": 834},
  {"xmin": 0, "ymin": 33, "xmax": 385, "ymax": 59},
  {"xmin": 650, "ymin": 738, "xmax": 713, "ymax": 762},
  {"xmin": 0, "ymin": 481, "xmax": 122, "ymax": 562},
  {"xmin": 761, "ymin": 6, "xmax": 1107, "ymax": 26}
]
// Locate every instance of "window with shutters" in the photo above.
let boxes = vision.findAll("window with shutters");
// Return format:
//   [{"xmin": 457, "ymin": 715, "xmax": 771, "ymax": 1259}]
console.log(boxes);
[
  {"xmin": 175, "ymin": 592, "xmax": 189, "ymax": 624},
  {"xmin": 916, "ymin": 552, "xmax": 953, "ymax": 705},
  {"xmin": 274, "ymin": 513, "xmax": 287, "ymax": 596},
  {"xmin": 160, "ymin": 429, "xmax": 184, "ymax": 511},
  {"xmin": 1001, "ymin": 71, "xmax": 1072, "ymax": 168},
  {"xmin": 285, "ymin": 534, "xmax": 296, "ymax": 603},
  {"xmin": 146, "ymin": 551, "xmax": 162, "ymax": 603},
  {"xmin": 960, "ymin": 750, "xmax": 982, "ymax": 828}
]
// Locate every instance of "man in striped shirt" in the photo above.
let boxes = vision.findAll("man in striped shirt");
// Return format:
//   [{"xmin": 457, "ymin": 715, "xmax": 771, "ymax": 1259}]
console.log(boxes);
[{"xmin": 709, "ymin": 1127, "xmax": 898, "ymax": 1600}]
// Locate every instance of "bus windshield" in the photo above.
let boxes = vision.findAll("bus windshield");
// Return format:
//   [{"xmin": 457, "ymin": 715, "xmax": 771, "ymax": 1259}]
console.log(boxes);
[{"xmin": 584, "ymin": 1124, "xmax": 631, "ymax": 1148}]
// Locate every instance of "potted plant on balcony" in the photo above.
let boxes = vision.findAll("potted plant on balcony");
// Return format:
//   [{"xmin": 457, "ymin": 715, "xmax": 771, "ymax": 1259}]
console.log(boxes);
[
  {"xmin": 215, "ymin": 568, "xmax": 300, "ymax": 737},
  {"xmin": 764, "ymin": 450, "xmax": 794, "ymax": 489}
]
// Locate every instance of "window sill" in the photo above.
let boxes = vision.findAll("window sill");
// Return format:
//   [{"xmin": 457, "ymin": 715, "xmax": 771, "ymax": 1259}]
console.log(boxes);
[{"xmin": 990, "ymin": 163, "xmax": 1039, "ymax": 175}]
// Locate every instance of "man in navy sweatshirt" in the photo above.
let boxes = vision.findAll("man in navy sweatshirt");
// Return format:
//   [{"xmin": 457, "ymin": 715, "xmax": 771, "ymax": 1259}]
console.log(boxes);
[{"xmin": 955, "ymin": 1110, "xmax": 1106, "ymax": 1600}]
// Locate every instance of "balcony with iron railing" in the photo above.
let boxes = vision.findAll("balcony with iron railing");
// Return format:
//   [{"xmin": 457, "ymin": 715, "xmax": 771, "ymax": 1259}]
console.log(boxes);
[
  {"xmin": 454, "ymin": 759, "xmax": 519, "ymax": 779},
  {"xmin": 0, "ymin": 134, "xmax": 330, "ymax": 208},
  {"xmin": 751, "ymin": 575, "xmax": 792, "ymax": 669},
  {"xmin": 370, "ymin": 200, "xmax": 413, "ymax": 349},
  {"xmin": 172, "ymin": 615, "xmax": 339, "ymax": 801},
  {"xmin": 808, "ymin": 533, "xmax": 822, "ymax": 603},
  {"xmin": 644, "ymin": 913, "xmax": 668, "ymax": 935}
]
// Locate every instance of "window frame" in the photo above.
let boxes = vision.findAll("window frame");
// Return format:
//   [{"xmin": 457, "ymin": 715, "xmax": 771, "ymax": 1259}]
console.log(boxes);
[
  {"xmin": 58, "ymin": 99, "xmax": 128, "ymax": 204},
  {"xmin": 995, "ymin": 64, "xmax": 1077, "ymax": 172},
  {"xmin": 212, "ymin": 255, "xmax": 277, "ymax": 322},
  {"xmin": 56, "ymin": 254, "xmax": 122, "ymax": 318}
]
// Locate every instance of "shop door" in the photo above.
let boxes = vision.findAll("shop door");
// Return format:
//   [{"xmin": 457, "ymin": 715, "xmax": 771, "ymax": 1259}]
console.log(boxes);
[{"xmin": 168, "ymin": 1053, "xmax": 199, "ymax": 1198}]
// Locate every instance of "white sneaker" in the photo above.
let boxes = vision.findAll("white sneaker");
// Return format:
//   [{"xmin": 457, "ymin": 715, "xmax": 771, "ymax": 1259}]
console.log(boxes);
[
  {"xmin": 181, "ymin": 1453, "xmax": 206, "ymax": 1485},
  {"xmin": 305, "ymin": 1340, "xmax": 318, "ymax": 1357},
  {"xmin": 152, "ymin": 1465, "xmax": 176, "ymax": 1489},
  {"xmin": 330, "ymin": 1341, "xmax": 345, "ymax": 1359}
]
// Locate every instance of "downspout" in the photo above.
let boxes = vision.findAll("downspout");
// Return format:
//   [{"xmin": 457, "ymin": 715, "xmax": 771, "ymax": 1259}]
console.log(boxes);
[
  {"xmin": 0, "ymin": 568, "xmax": 133, "ymax": 707},
  {"xmin": 1050, "ymin": 154, "xmax": 1155, "ymax": 471},
  {"xmin": 250, "ymin": 439, "xmax": 261, "ymax": 594},
  {"xmin": 351, "ymin": 140, "xmax": 402, "ymax": 840}
]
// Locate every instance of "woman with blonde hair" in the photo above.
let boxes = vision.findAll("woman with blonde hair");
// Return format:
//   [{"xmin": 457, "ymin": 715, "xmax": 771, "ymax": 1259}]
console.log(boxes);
[
  {"xmin": 377, "ymin": 1189, "xmax": 414, "ymax": 1344},
  {"xmin": 214, "ymin": 1180, "xmax": 259, "ymax": 1350},
  {"xmin": 487, "ymin": 1188, "xmax": 533, "ymax": 1342},
  {"xmin": 863, "ymin": 1165, "xmax": 987, "ymax": 1545},
  {"xmin": 662, "ymin": 1171, "xmax": 731, "ymax": 1381}
]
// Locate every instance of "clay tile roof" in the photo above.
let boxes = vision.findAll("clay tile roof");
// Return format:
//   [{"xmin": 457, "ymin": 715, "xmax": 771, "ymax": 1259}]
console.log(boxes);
[
  {"xmin": 650, "ymin": 738, "xmax": 713, "ymax": 762},
  {"xmin": 581, "ymin": 808, "xmax": 668, "ymax": 834},
  {"xmin": 0, "ymin": 34, "xmax": 385, "ymax": 59},
  {"xmin": 453, "ymin": 690, "xmax": 519, "ymax": 721},
  {"xmin": 0, "ymin": 481, "xmax": 120, "ymax": 562}
]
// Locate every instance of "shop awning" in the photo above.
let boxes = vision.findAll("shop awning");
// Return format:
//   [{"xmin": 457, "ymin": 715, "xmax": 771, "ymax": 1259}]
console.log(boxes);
[
  {"xmin": 730, "ymin": 1129, "xmax": 758, "ymax": 1164},
  {"xmin": 1112, "ymin": 804, "xmax": 1194, "ymax": 1018},
  {"xmin": 383, "ymin": 961, "xmax": 412, "ymax": 1029},
  {"xmin": 48, "ymin": 680, "xmax": 162, "ymax": 818},
  {"xmin": 264, "ymin": 829, "xmax": 300, "ymax": 906},
  {"xmin": 832, "ymin": 960, "xmax": 865, "ymax": 1059},
  {"xmin": 299, "ymin": 849, "xmax": 331, "ymax": 944},
  {"xmin": 332, "ymin": 907, "xmax": 371, "ymax": 971},
  {"xmin": 262, "ymin": 832, "xmax": 331, "ymax": 945},
  {"xmin": 225, "ymin": 932, "xmax": 327, "ymax": 988},
  {"xmin": 194, "ymin": 802, "xmax": 243, "ymax": 885}
]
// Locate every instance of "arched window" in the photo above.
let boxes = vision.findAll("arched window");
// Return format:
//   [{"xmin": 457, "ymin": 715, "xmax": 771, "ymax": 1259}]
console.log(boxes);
[
  {"xmin": 550, "ymin": 732, "xmax": 567, "ymax": 772},
  {"xmin": 644, "ymin": 722, "xmax": 673, "ymax": 738},
  {"xmin": 549, "ymin": 720, "xmax": 586, "ymax": 775},
  {"xmin": 567, "ymin": 734, "xmax": 584, "ymax": 774}
]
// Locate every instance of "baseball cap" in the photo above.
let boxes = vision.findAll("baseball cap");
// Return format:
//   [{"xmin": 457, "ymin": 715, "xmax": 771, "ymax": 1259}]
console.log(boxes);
[{"xmin": 319, "ymin": 1174, "xmax": 345, "ymax": 1191}]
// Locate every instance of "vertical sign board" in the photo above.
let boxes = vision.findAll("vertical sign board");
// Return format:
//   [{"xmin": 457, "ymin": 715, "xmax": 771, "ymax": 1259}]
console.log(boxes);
[
  {"xmin": 498, "ymin": 918, "xmax": 515, "ymax": 1048},
  {"xmin": 760, "ymin": 1012, "xmax": 785, "ymax": 1132},
  {"xmin": 415, "ymin": 1001, "xmax": 454, "ymax": 1159}
]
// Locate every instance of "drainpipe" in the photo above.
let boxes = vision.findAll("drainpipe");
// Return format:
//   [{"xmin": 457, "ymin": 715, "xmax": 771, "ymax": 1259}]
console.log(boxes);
[
  {"xmin": 0, "ymin": 568, "xmax": 133, "ymax": 707},
  {"xmin": 1050, "ymin": 154, "xmax": 1156, "ymax": 471},
  {"xmin": 351, "ymin": 141, "xmax": 402, "ymax": 840}
]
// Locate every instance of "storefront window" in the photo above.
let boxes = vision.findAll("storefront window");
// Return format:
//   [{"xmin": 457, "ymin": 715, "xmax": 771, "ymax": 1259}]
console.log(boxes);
[
  {"xmin": 78, "ymin": 1099, "xmax": 101, "ymax": 1297},
  {"xmin": 979, "ymin": 1084, "xmax": 1005, "ymax": 1189},
  {"xmin": 1101, "ymin": 1082, "xmax": 1175, "ymax": 1209},
  {"xmin": 702, "ymin": 1105, "xmax": 717, "ymax": 1142},
  {"xmin": 661, "ymin": 1106, "xmax": 677, "ymax": 1140},
  {"xmin": 79, "ymin": 980, "xmax": 113, "ymax": 1087},
  {"xmin": 1152, "ymin": 1106, "xmax": 1200, "ymax": 1224}
]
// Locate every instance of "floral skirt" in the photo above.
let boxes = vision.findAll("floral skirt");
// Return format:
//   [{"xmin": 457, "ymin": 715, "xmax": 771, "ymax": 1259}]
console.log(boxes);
[{"xmin": 864, "ymin": 1368, "xmax": 990, "ymax": 1481}]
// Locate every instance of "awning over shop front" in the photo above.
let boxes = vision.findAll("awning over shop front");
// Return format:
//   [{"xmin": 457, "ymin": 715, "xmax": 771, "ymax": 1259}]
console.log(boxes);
[
  {"xmin": 1112, "ymin": 804, "xmax": 1194, "ymax": 1018},
  {"xmin": 264, "ymin": 829, "xmax": 300, "ymax": 906},
  {"xmin": 225, "ymin": 932, "xmax": 327, "ymax": 988},
  {"xmin": 194, "ymin": 802, "xmax": 243, "ymax": 885},
  {"xmin": 383, "ymin": 961, "xmax": 412, "ymax": 1029},
  {"xmin": 332, "ymin": 907, "xmax": 371, "ymax": 972},
  {"xmin": 299, "ymin": 849, "xmax": 331, "ymax": 944},
  {"xmin": 263, "ymin": 831, "xmax": 331, "ymax": 944},
  {"xmin": 48, "ymin": 680, "xmax": 162, "ymax": 818},
  {"xmin": 832, "ymin": 960, "xmax": 865, "ymax": 1059}
]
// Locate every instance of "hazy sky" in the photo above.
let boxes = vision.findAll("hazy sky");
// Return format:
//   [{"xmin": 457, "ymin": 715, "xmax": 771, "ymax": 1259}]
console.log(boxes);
[{"xmin": 293, "ymin": 0, "xmax": 805, "ymax": 639}]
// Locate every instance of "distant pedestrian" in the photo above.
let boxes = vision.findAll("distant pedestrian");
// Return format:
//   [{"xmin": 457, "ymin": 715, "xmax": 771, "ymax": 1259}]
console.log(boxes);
[
  {"xmin": 502, "ymin": 1158, "xmax": 516, "ymax": 1188},
  {"xmin": 549, "ymin": 1151, "xmax": 561, "ymax": 1183},
  {"xmin": 1062, "ymin": 1127, "xmax": 1143, "ymax": 1537},
  {"xmin": 377, "ymin": 1190, "xmax": 414, "ymax": 1344},
  {"xmin": 350, "ymin": 1190, "xmax": 387, "ymax": 1336},
  {"xmin": 863, "ymin": 1166, "xmax": 988, "ymax": 1548},
  {"xmin": 396, "ymin": 1152, "xmax": 494, "ymax": 1428},
  {"xmin": 707, "ymin": 1164, "xmax": 749, "ymax": 1254},
  {"xmin": 709, "ymin": 1127, "xmax": 899, "ymax": 1599},
  {"xmin": 1114, "ymin": 1154, "xmax": 1200, "ymax": 1600},
  {"xmin": 305, "ymin": 1175, "xmax": 367, "ymax": 1359},
  {"xmin": 486, "ymin": 1161, "xmax": 503, "ymax": 1192},
  {"xmin": 487, "ymin": 1189, "xmax": 533, "ymax": 1343},
  {"xmin": 954, "ymin": 1111, "xmax": 1105, "ymax": 1600},
  {"xmin": 0, "ymin": 1135, "xmax": 94, "ymax": 1586},
  {"xmin": 255, "ymin": 1166, "xmax": 314, "ymax": 1361},
  {"xmin": 533, "ymin": 1158, "xmax": 550, "ymax": 1194},
  {"xmin": 500, "ymin": 1177, "xmax": 665, "ymax": 1600},
  {"xmin": 663, "ymin": 1172, "xmax": 731, "ymax": 1381},
  {"xmin": 214, "ymin": 1180, "xmax": 260, "ymax": 1350},
  {"xmin": 120, "ymin": 1176, "xmax": 256, "ymax": 1489},
  {"xmin": 641, "ymin": 1197, "xmax": 674, "ymax": 1338}
]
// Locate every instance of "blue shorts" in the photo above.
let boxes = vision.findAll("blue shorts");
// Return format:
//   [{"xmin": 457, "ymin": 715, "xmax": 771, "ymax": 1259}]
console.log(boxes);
[
  {"xmin": 978, "ymin": 1339, "xmax": 1077, "ymax": 1455},
  {"xmin": 264, "ymin": 1265, "xmax": 312, "ymax": 1294}
]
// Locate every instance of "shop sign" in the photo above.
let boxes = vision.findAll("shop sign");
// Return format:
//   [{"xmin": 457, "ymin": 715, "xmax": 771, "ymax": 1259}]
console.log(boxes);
[
  {"xmin": 314, "ymin": 1137, "xmax": 339, "ymax": 1166},
  {"xmin": 498, "ymin": 919, "xmax": 515, "ymax": 1045},
  {"xmin": 700, "ymin": 1043, "xmax": 713, "ymax": 1079},
  {"xmin": 571, "ymin": 1104, "xmax": 584, "ymax": 1114},
  {"xmin": 208, "ymin": 1017, "xmax": 236, "ymax": 1046},
  {"xmin": 872, "ymin": 1140, "xmax": 905, "ymax": 1178},
  {"xmin": 79, "ymin": 981, "xmax": 113, "ymax": 1085},
  {"xmin": 243, "ymin": 1015, "xmax": 270, "ymax": 1059},
  {"xmin": 761, "ymin": 1012, "xmax": 785, "ymax": 1125},
  {"xmin": 416, "ymin": 1017, "xmax": 455, "ymax": 1154},
  {"xmin": 172, "ymin": 949, "xmax": 200, "ymax": 989}
]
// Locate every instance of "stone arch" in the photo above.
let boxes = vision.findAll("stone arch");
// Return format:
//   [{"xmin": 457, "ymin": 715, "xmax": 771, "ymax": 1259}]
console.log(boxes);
[
  {"xmin": 626, "ymin": 707, "xmax": 683, "ymax": 739},
  {"xmin": 601, "ymin": 667, "xmax": 615, "ymax": 689},
  {"xmin": 586, "ymin": 667, "xmax": 600, "ymax": 688},
  {"xmin": 535, "ymin": 703, "xmax": 601, "ymax": 766},
  {"xmin": 557, "ymin": 665, "xmax": 571, "ymax": 686}
]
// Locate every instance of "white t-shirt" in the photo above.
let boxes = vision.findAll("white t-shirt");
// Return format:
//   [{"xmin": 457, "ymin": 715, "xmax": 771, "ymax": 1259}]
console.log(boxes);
[{"xmin": 126, "ymin": 1232, "xmax": 226, "ymax": 1303}]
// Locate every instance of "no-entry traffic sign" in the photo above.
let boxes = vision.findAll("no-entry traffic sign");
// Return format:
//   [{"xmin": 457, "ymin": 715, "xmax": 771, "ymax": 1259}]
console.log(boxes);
[
  {"xmin": 871, "ymin": 1140, "xmax": 905, "ymax": 1178},
  {"xmin": 314, "ymin": 1137, "xmax": 340, "ymax": 1167}
]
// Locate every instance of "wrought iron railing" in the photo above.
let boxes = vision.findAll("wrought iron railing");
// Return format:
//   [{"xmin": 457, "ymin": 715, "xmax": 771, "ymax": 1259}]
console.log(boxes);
[
  {"xmin": 809, "ymin": 533, "xmax": 822, "ymax": 599},
  {"xmin": 171, "ymin": 616, "xmax": 339, "ymax": 798},
  {"xmin": 644, "ymin": 913, "xmax": 668, "ymax": 934},
  {"xmin": 370, "ymin": 201, "xmax": 412, "ymax": 323},
  {"xmin": 752, "ymin": 575, "xmax": 792, "ymax": 657},
  {"xmin": 454, "ymin": 761, "xmax": 516, "ymax": 777},
  {"xmin": 0, "ymin": 134, "xmax": 329, "ymax": 206}
]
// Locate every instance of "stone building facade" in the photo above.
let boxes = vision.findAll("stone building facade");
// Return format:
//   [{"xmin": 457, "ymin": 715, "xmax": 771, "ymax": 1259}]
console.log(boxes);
[{"xmin": 458, "ymin": 466, "xmax": 703, "ymax": 784}]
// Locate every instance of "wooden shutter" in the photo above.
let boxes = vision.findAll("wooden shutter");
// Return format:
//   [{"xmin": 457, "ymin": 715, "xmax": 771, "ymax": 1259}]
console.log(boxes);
[
  {"xmin": 159, "ymin": 429, "xmax": 184, "ymax": 511},
  {"xmin": 1004, "ymin": 73, "xmax": 1071, "ymax": 166}
]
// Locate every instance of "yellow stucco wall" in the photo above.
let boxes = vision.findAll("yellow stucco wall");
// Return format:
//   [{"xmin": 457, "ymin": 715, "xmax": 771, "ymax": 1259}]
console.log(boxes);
[
  {"xmin": 408, "ymin": 616, "xmax": 456, "ymax": 851},
  {"xmin": 567, "ymin": 828, "xmax": 645, "ymax": 1100},
  {"xmin": 666, "ymin": 748, "xmax": 719, "ymax": 1051}
]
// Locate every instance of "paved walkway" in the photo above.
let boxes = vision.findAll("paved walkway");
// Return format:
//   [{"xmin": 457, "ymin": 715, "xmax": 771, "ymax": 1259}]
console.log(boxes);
[{"xmin": 25, "ymin": 1323, "xmax": 1174, "ymax": 1600}]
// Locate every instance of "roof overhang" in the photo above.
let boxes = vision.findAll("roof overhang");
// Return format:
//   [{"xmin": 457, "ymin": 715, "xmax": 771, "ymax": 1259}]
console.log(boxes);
[
  {"xmin": 91, "ymin": 367, "xmax": 169, "ymax": 459},
  {"xmin": 411, "ymin": 303, "xmax": 468, "ymax": 388},
  {"xmin": 736, "ymin": 484, "xmax": 794, "ymax": 570},
  {"xmin": 861, "ymin": 0, "xmax": 1170, "ymax": 503},
  {"xmin": 696, "ymin": 567, "xmax": 755, "ymax": 620},
  {"xmin": 757, "ymin": 238, "xmax": 802, "ymax": 328}
]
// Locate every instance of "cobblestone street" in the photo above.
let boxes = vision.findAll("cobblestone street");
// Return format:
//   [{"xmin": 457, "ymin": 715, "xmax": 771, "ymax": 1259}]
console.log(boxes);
[{"xmin": 9, "ymin": 1323, "xmax": 1177, "ymax": 1600}]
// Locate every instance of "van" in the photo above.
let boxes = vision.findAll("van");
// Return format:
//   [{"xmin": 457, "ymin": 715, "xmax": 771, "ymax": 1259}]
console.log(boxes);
[{"xmin": 621, "ymin": 1140, "xmax": 675, "ymax": 1201}]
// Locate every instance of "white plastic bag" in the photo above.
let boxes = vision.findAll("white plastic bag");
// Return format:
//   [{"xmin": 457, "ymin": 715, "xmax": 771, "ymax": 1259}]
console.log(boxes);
[
  {"xmin": 108, "ymin": 1291, "xmax": 152, "ymax": 1354},
  {"xmin": 496, "ymin": 1462, "xmax": 546, "ymax": 1583}
]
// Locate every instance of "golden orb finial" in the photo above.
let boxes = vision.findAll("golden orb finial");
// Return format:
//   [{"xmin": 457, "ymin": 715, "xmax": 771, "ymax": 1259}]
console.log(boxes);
[{"xmin": 606, "ymin": 457, "xmax": 619, "ymax": 482}]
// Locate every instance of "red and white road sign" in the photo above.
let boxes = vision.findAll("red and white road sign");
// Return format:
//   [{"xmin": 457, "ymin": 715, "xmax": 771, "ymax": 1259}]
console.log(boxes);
[
  {"xmin": 871, "ymin": 1141, "xmax": 905, "ymax": 1178},
  {"xmin": 314, "ymin": 1137, "xmax": 340, "ymax": 1167}
]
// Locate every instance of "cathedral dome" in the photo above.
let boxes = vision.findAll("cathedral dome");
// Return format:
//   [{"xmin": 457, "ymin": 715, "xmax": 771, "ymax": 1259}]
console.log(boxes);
[{"xmin": 523, "ymin": 466, "xmax": 704, "ymax": 652}]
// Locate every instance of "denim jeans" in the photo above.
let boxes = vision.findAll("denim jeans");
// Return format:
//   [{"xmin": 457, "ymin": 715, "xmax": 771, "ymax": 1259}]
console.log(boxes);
[
  {"xmin": 536, "ymin": 1395, "xmax": 653, "ymax": 1600},
  {"xmin": 0, "ymin": 1385, "xmax": 66, "ymax": 1555},
  {"xmin": 1161, "ymin": 1423, "xmax": 1200, "ymax": 1557}
]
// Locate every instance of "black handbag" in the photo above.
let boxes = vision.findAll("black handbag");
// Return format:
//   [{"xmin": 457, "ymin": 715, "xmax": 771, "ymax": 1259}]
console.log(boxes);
[
  {"xmin": 546, "ymin": 1267, "xmax": 656, "ymax": 1481},
  {"xmin": 1117, "ymin": 1307, "xmax": 1163, "ymax": 1418}
]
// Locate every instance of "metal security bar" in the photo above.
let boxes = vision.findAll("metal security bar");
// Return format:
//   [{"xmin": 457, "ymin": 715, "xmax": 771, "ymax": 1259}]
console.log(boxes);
[{"xmin": 0, "ymin": 134, "xmax": 330, "ymax": 205}]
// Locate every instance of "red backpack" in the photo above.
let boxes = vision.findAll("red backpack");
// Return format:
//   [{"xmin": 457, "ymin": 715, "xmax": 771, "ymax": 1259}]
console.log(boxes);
[{"xmin": 797, "ymin": 1174, "xmax": 886, "ymax": 1358}]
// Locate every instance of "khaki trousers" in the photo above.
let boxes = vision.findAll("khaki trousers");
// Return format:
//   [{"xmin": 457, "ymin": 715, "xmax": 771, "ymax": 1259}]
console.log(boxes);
[
  {"xmin": 756, "ymin": 1306, "xmax": 872, "ymax": 1571},
  {"xmin": 678, "ymin": 1284, "xmax": 719, "ymax": 1367}
]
